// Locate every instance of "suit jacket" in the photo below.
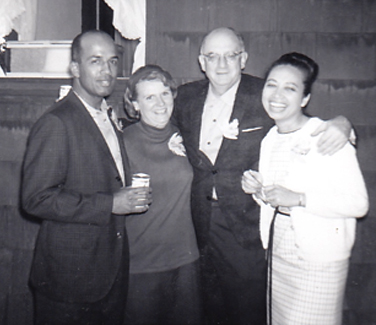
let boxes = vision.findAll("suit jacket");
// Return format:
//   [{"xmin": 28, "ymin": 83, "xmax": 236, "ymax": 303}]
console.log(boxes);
[
  {"xmin": 174, "ymin": 74, "xmax": 274, "ymax": 251},
  {"xmin": 22, "ymin": 91, "xmax": 131, "ymax": 303}
]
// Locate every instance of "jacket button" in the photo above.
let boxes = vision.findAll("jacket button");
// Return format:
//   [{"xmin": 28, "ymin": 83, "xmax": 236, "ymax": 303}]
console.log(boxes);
[
  {"xmin": 206, "ymin": 196, "xmax": 212, "ymax": 201},
  {"xmin": 115, "ymin": 176, "xmax": 121, "ymax": 182},
  {"xmin": 116, "ymin": 232, "xmax": 122, "ymax": 239},
  {"xmin": 212, "ymin": 169, "xmax": 218, "ymax": 174}
]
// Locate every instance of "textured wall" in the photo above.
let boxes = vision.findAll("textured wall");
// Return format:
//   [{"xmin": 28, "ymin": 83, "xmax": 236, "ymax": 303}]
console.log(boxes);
[{"xmin": 0, "ymin": 79, "xmax": 57, "ymax": 325}]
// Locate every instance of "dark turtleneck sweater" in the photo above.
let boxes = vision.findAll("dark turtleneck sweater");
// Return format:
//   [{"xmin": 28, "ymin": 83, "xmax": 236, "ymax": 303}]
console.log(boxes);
[{"xmin": 122, "ymin": 120, "xmax": 199, "ymax": 273}]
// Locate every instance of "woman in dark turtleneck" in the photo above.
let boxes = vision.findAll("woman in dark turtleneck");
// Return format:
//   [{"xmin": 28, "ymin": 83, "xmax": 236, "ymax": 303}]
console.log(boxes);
[{"xmin": 122, "ymin": 65, "xmax": 201, "ymax": 325}]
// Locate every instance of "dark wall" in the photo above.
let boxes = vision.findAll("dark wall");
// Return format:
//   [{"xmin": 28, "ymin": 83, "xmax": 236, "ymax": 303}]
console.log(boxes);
[{"xmin": 146, "ymin": 1, "xmax": 376, "ymax": 324}]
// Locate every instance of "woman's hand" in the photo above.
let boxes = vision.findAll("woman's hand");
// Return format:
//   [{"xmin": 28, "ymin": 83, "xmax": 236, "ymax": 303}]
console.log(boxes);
[
  {"xmin": 263, "ymin": 185, "xmax": 304, "ymax": 208},
  {"xmin": 242, "ymin": 170, "xmax": 263, "ymax": 196}
]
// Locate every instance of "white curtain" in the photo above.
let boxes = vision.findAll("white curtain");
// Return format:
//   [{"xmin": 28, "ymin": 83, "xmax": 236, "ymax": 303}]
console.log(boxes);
[
  {"xmin": 103, "ymin": 0, "xmax": 146, "ymax": 73},
  {"xmin": 0, "ymin": 0, "xmax": 37, "ymax": 41}
]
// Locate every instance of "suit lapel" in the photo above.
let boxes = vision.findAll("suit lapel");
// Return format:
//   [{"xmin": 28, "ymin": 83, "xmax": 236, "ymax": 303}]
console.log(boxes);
[
  {"xmin": 229, "ymin": 77, "xmax": 249, "ymax": 124},
  {"xmin": 69, "ymin": 92, "xmax": 125, "ymax": 181},
  {"xmin": 191, "ymin": 83, "xmax": 215, "ymax": 168},
  {"xmin": 116, "ymin": 129, "xmax": 131, "ymax": 186},
  {"xmin": 215, "ymin": 77, "xmax": 248, "ymax": 163}
]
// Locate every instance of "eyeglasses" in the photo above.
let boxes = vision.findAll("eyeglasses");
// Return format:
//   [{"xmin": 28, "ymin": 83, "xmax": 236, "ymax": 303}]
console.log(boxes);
[{"xmin": 201, "ymin": 51, "xmax": 243, "ymax": 64}]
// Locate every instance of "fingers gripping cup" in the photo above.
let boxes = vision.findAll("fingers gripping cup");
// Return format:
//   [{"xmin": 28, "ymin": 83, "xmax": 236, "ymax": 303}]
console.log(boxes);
[
  {"xmin": 132, "ymin": 173, "xmax": 150, "ymax": 188},
  {"xmin": 132, "ymin": 173, "xmax": 151, "ymax": 210}
]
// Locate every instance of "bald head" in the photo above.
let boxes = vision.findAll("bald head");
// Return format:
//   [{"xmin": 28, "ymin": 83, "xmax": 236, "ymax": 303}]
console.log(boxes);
[
  {"xmin": 69, "ymin": 30, "xmax": 119, "ymax": 108},
  {"xmin": 71, "ymin": 30, "xmax": 117, "ymax": 63},
  {"xmin": 200, "ymin": 27, "xmax": 245, "ymax": 55},
  {"xmin": 198, "ymin": 27, "xmax": 248, "ymax": 96}
]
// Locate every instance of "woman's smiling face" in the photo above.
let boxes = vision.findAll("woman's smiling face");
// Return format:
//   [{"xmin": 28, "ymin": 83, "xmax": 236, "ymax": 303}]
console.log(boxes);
[
  {"xmin": 262, "ymin": 64, "xmax": 310, "ymax": 124},
  {"xmin": 133, "ymin": 80, "xmax": 174, "ymax": 129}
]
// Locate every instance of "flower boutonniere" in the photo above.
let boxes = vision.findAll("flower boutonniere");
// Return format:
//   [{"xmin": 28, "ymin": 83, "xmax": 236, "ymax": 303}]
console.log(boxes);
[
  {"xmin": 292, "ymin": 139, "xmax": 311, "ymax": 155},
  {"xmin": 221, "ymin": 118, "xmax": 239, "ymax": 140},
  {"xmin": 168, "ymin": 132, "xmax": 186, "ymax": 157}
]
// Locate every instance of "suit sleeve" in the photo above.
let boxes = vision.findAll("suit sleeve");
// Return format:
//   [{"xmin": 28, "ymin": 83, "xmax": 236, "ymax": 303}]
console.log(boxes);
[{"xmin": 22, "ymin": 113, "xmax": 114, "ymax": 226}]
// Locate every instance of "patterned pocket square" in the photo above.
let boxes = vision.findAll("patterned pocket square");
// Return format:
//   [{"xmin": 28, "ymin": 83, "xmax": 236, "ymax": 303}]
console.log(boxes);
[{"xmin": 241, "ymin": 126, "xmax": 263, "ymax": 133}]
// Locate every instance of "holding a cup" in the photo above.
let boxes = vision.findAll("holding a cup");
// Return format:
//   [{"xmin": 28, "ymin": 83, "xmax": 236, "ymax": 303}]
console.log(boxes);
[
  {"xmin": 132, "ymin": 173, "xmax": 151, "ymax": 209},
  {"xmin": 131, "ymin": 173, "xmax": 150, "ymax": 188}
]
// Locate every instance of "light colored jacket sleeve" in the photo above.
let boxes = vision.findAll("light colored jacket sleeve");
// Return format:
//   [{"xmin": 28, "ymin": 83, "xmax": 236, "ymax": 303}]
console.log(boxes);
[
  {"xmin": 257, "ymin": 119, "xmax": 369, "ymax": 253},
  {"xmin": 302, "ymin": 140, "xmax": 369, "ymax": 219}
]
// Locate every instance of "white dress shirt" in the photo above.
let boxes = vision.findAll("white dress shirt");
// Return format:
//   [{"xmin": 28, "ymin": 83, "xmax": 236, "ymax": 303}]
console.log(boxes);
[
  {"xmin": 75, "ymin": 93, "xmax": 125, "ymax": 185},
  {"xmin": 199, "ymin": 81, "xmax": 240, "ymax": 199},
  {"xmin": 199, "ymin": 81, "xmax": 240, "ymax": 165}
]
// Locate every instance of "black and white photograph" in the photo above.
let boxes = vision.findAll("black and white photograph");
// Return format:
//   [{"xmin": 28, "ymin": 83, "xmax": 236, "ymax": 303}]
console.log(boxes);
[{"xmin": 0, "ymin": 1, "xmax": 374, "ymax": 324}]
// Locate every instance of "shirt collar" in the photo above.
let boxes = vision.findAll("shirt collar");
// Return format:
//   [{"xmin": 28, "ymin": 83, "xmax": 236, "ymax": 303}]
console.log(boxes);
[
  {"xmin": 207, "ymin": 79, "xmax": 240, "ymax": 107},
  {"xmin": 74, "ymin": 91, "xmax": 109, "ymax": 115}
]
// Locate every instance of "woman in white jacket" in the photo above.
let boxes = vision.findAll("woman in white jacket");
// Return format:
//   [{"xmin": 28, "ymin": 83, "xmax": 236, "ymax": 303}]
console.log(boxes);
[{"xmin": 242, "ymin": 52, "xmax": 369, "ymax": 325}]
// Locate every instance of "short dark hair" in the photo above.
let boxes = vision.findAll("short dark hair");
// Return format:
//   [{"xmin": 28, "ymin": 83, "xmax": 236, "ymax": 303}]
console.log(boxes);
[
  {"xmin": 265, "ymin": 52, "xmax": 319, "ymax": 96},
  {"xmin": 123, "ymin": 65, "xmax": 177, "ymax": 121},
  {"xmin": 71, "ymin": 30, "xmax": 113, "ymax": 63}
]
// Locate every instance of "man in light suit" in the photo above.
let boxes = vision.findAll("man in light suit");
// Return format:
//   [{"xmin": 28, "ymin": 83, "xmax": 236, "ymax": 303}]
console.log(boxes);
[
  {"xmin": 173, "ymin": 27, "xmax": 351, "ymax": 324},
  {"xmin": 22, "ymin": 30, "xmax": 151, "ymax": 325}
]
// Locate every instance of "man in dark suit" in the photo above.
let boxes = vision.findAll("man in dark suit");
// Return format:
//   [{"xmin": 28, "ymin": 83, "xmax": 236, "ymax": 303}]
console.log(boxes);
[
  {"xmin": 22, "ymin": 30, "xmax": 151, "ymax": 325},
  {"xmin": 173, "ymin": 27, "xmax": 351, "ymax": 325}
]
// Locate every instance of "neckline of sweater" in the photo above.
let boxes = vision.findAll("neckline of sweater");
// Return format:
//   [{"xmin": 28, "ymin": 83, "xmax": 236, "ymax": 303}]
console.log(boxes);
[{"xmin": 137, "ymin": 120, "xmax": 174, "ymax": 142}]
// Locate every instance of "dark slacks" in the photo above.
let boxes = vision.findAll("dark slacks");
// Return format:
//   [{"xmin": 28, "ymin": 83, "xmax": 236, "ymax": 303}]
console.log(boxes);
[
  {"xmin": 124, "ymin": 260, "xmax": 202, "ymax": 325},
  {"xmin": 33, "ymin": 247, "xmax": 129, "ymax": 325},
  {"xmin": 201, "ymin": 202, "xmax": 267, "ymax": 325}
]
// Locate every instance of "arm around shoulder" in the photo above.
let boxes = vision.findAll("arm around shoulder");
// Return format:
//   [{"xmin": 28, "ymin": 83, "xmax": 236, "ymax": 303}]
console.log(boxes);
[{"xmin": 312, "ymin": 115, "xmax": 354, "ymax": 155}]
